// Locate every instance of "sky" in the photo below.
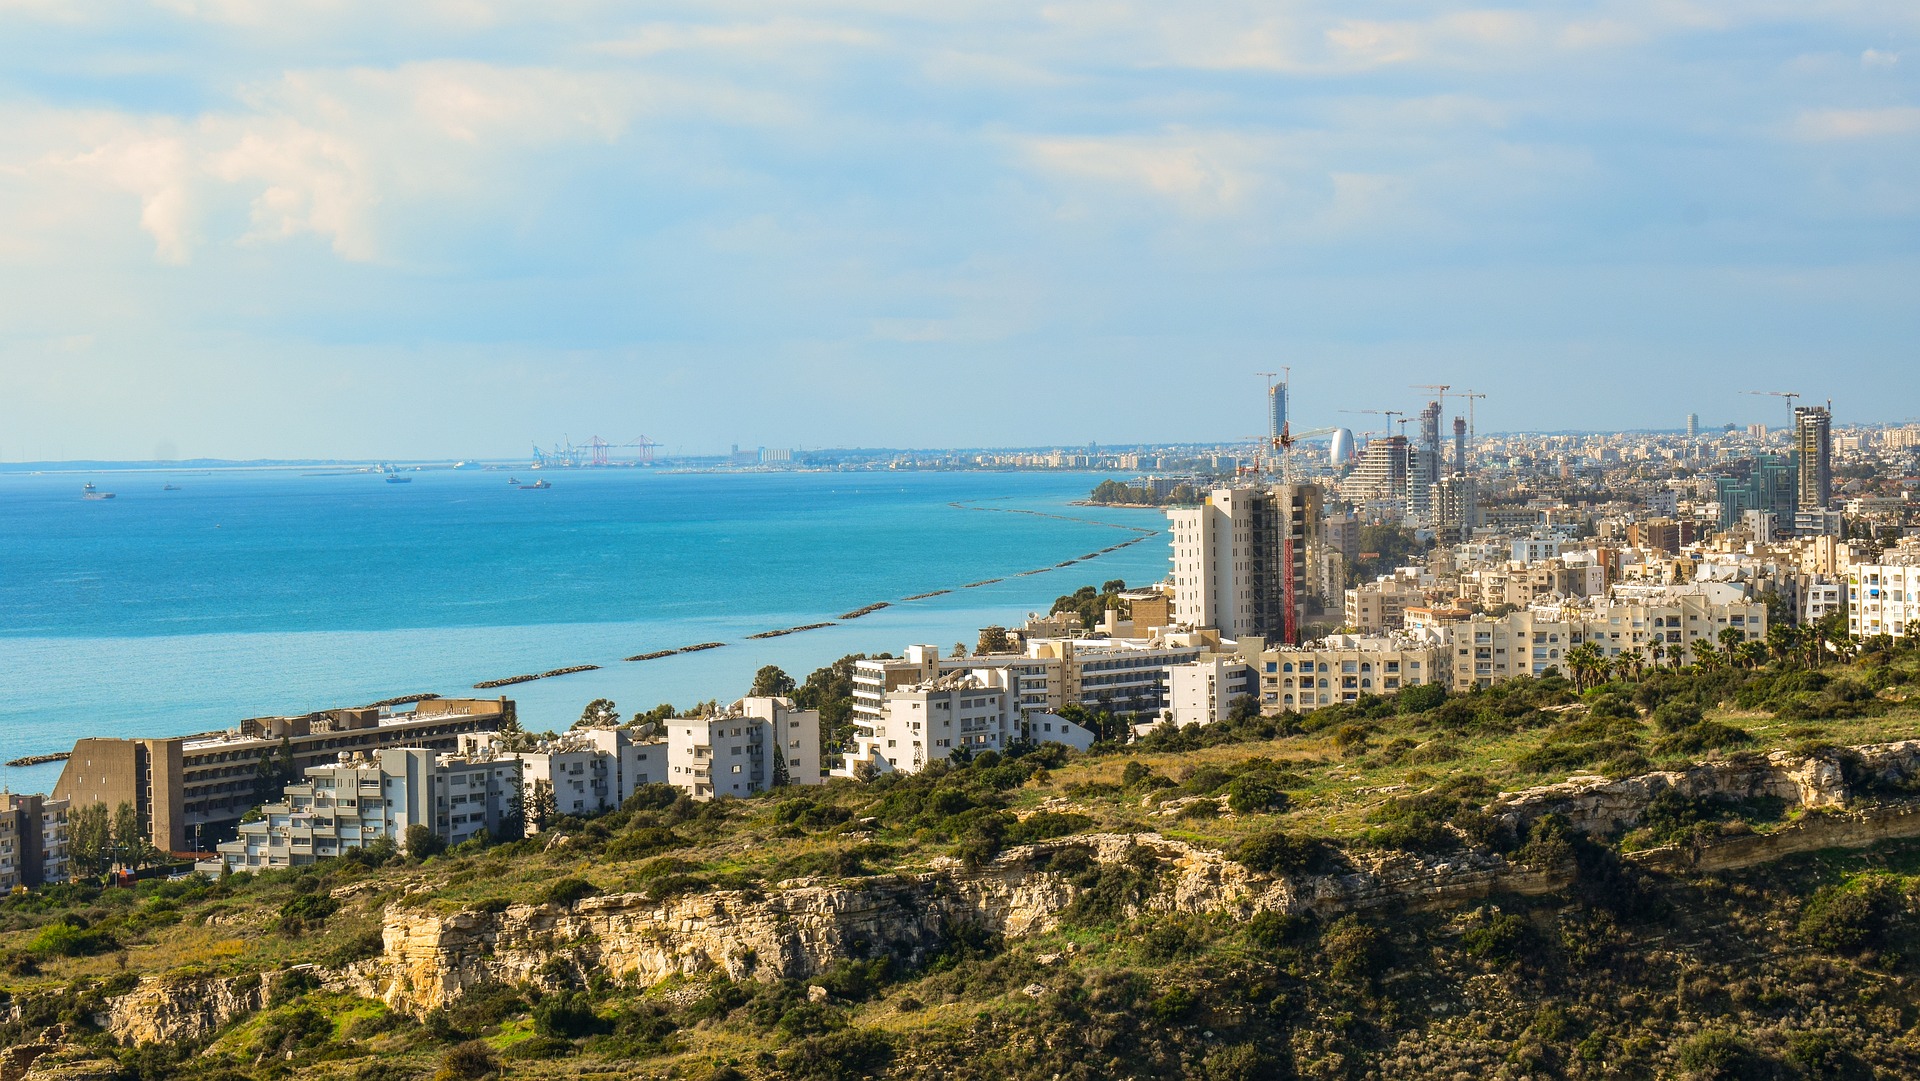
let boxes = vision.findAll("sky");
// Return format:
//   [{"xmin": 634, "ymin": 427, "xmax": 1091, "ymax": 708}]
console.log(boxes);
[{"xmin": 0, "ymin": 1, "xmax": 1915, "ymax": 461}]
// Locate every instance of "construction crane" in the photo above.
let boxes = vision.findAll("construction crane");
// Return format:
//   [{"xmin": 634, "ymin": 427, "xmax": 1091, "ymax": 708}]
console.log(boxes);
[
  {"xmin": 1411, "ymin": 384, "xmax": 1451, "ymax": 407},
  {"xmin": 1274, "ymin": 424, "xmax": 1338, "ymax": 482},
  {"xmin": 1458, "ymin": 390, "xmax": 1487, "ymax": 440},
  {"xmin": 1743, "ymin": 389, "xmax": 1802, "ymax": 426}
]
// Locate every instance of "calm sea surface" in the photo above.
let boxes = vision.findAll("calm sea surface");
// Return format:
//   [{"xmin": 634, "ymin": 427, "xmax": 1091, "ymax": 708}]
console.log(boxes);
[{"xmin": 0, "ymin": 468, "xmax": 1169, "ymax": 793}]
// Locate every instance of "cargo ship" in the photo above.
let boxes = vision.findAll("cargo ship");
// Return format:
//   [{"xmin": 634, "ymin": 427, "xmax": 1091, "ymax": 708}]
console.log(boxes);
[{"xmin": 82, "ymin": 482, "xmax": 115, "ymax": 500}]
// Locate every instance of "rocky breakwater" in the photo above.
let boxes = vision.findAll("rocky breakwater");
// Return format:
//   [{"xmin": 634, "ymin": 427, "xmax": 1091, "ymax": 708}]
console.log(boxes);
[
  {"xmin": 366, "ymin": 834, "xmax": 1295, "ymax": 1014},
  {"xmin": 1487, "ymin": 740, "xmax": 1920, "ymax": 838}
]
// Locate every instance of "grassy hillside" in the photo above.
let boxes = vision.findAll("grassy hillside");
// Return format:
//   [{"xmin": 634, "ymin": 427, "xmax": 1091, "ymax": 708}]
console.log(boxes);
[{"xmin": 7, "ymin": 644, "xmax": 1920, "ymax": 1080}]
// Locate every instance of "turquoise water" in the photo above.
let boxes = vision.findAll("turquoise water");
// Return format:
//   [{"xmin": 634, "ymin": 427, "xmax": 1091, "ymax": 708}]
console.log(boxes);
[{"xmin": 0, "ymin": 468, "xmax": 1169, "ymax": 793}]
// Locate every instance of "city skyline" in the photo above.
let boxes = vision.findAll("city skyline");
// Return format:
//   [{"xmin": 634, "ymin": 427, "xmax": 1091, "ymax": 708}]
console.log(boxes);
[{"xmin": 1, "ymin": 2, "xmax": 1915, "ymax": 459}]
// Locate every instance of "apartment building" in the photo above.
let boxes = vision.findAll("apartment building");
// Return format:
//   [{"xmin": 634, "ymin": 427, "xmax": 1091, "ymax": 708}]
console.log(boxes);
[
  {"xmin": 0, "ymin": 793, "xmax": 69, "ymax": 890},
  {"xmin": 851, "ymin": 637, "xmax": 1213, "ymax": 734},
  {"xmin": 1167, "ymin": 656, "xmax": 1258, "ymax": 726},
  {"xmin": 1850, "ymin": 553, "xmax": 1920, "ymax": 640},
  {"xmin": 480, "ymin": 726, "xmax": 668, "ymax": 820},
  {"xmin": 56, "ymin": 697, "xmax": 513, "ymax": 853},
  {"xmin": 664, "ymin": 697, "xmax": 822, "ymax": 800},
  {"xmin": 1447, "ymin": 587, "xmax": 1767, "ymax": 689},
  {"xmin": 1256, "ymin": 636, "xmax": 1443, "ymax": 712},
  {"xmin": 1345, "ymin": 577, "xmax": 1425, "ymax": 633},
  {"xmin": 1168, "ymin": 484, "xmax": 1319, "ymax": 644},
  {"xmin": 842, "ymin": 668, "xmax": 1096, "ymax": 776},
  {"xmin": 210, "ymin": 745, "xmax": 524, "ymax": 873}
]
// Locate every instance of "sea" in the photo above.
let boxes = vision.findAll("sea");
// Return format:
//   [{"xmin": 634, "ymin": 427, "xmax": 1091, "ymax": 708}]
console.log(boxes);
[{"xmin": 0, "ymin": 467, "xmax": 1170, "ymax": 794}]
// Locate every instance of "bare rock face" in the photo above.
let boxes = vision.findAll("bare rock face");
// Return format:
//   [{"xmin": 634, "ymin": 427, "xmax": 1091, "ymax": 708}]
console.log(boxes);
[
  {"xmin": 102, "ymin": 972, "xmax": 283, "ymax": 1046},
  {"xmin": 368, "ymin": 834, "xmax": 1269, "ymax": 1013},
  {"xmin": 1488, "ymin": 741, "xmax": 1920, "ymax": 837},
  {"xmin": 14, "ymin": 1049, "xmax": 119, "ymax": 1081}
]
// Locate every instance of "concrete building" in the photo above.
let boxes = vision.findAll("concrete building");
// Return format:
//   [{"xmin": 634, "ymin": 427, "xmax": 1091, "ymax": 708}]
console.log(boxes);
[
  {"xmin": 1349, "ymin": 436, "xmax": 1410, "ymax": 507},
  {"xmin": 1715, "ymin": 457, "xmax": 1797, "ymax": 530},
  {"xmin": 1511, "ymin": 533, "xmax": 1565, "ymax": 564},
  {"xmin": 666, "ymin": 696, "xmax": 822, "ymax": 800},
  {"xmin": 1803, "ymin": 578, "xmax": 1844, "ymax": 624},
  {"xmin": 1345, "ymin": 577, "xmax": 1425, "ymax": 633},
  {"xmin": 1849, "ymin": 554, "xmax": 1920, "ymax": 641},
  {"xmin": 211, "ymin": 745, "xmax": 524, "ymax": 873},
  {"xmin": 1167, "ymin": 656, "xmax": 1257, "ymax": 726},
  {"xmin": 1168, "ymin": 484, "xmax": 1319, "ymax": 644},
  {"xmin": 1255, "ymin": 636, "xmax": 1443, "ymax": 711},
  {"xmin": 0, "ymin": 794, "xmax": 69, "ymax": 890},
  {"xmin": 1448, "ymin": 587, "xmax": 1767, "ymax": 689},
  {"xmin": 1795, "ymin": 405, "xmax": 1832, "ymax": 515},
  {"xmin": 843, "ymin": 667, "xmax": 1096, "ymax": 775},
  {"xmin": 483, "ymin": 727, "xmax": 669, "ymax": 822},
  {"xmin": 55, "ymin": 697, "xmax": 512, "ymax": 854}
]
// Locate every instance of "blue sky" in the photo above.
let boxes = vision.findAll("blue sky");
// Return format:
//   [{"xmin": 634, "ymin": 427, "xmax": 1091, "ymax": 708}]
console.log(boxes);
[{"xmin": 0, "ymin": 1, "xmax": 1915, "ymax": 460}]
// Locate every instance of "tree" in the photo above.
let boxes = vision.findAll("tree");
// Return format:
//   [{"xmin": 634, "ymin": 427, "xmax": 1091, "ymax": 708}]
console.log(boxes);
[
  {"xmin": 772, "ymin": 743, "xmax": 790, "ymax": 788},
  {"xmin": 68, "ymin": 802, "xmax": 111, "ymax": 876},
  {"xmin": 577, "ymin": 698, "xmax": 621, "ymax": 728},
  {"xmin": 750, "ymin": 665, "xmax": 795, "ymax": 698},
  {"xmin": 527, "ymin": 779, "xmax": 558, "ymax": 834},
  {"xmin": 953, "ymin": 643, "xmax": 969, "ymax": 659},
  {"xmin": 976, "ymin": 626, "xmax": 1013, "ymax": 655},
  {"xmin": 404, "ymin": 823, "xmax": 447, "ymax": 859},
  {"xmin": 1718, "ymin": 626, "xmax": 1748, "ymax": 663}
]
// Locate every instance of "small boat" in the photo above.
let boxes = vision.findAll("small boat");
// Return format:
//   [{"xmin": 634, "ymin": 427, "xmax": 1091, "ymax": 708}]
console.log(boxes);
[
  {"xmin": 162, "ymin": 484, "xmax": 181, "ymax": 491},
  {"xmin": 507, "ymin": 477, "xmax": 520, "ymax": 485},
  {"xmin": 385, "ymin": 474, "xmax": 413, "ymax": 484},
  {"xmin": 518, "ymin": 479, "xmax": 551, "ymax": 490},
  {"xmin": 82, "ymin": 482, "xmax": 115, "ymax": 500}
]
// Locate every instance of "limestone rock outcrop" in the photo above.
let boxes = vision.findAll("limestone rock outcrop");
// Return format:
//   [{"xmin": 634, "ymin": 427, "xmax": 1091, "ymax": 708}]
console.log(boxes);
[{"xmin": 102, "ymin": 971, "xmax": 288, "ymax": 1046}]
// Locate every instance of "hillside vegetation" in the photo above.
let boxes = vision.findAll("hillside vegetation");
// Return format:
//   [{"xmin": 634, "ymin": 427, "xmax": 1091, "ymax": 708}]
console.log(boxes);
[{"xmin": 9, "ymin": 642, "xmax": 1920, "ymax": 1080}]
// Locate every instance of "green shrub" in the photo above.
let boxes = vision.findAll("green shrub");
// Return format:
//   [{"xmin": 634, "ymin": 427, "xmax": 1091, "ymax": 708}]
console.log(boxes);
[
  {"xmin": 539, "ymin": 877, "xmax": 600, "ymax": 907},
  {"xmin": 1225, "ymin": 775, "xmax": 1289, "ymax": 814},
  {"xmin": 1654, "ymin": 721, "xmax": 1753, "ymax": 756},
  {"xmin": 435, "ymin": 1040, "xmax": 499, "ymax": 1081},
  {"xmin": 1800, "ymin": 876, "xmax": 1902, "ymax": 955},
  {"xmin": 277, "ymin": 893, "xmax": 340, "ymax": 935},
  {"xmin": 1234, "ymin": 830, "xmax": 1339, "ymax": 875},
  {"xmin": 1676, "ymin": 1030, "xmax": 1764, "ymax": 1080},
  {"xmin": 27, "ymin": 920, "xmax": 117, "ymax": 957},
  {"xmin": 1320, "ymin": 915, "xmax": 1391, "ymax": 985},
  {"xmin": 532, "ymin": 990, "xmax": 604, "ymax": 1039},
  {"xmin": 1462, "ymin": 911, "xmax": 1536, "ymax": 967},
  {"xmin": 775, "ymin": 1028, "xmax": 894, "ymax": 1081}
]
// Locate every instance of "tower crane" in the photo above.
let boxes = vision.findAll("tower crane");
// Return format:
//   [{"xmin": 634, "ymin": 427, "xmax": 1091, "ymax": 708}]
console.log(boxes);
[
  {"xmin": 1411, "ymin": 384, "xmax": 1451, "ymax": 407},
  {"xmin": 1743, "ymin": 389, "xmax": 1802, "ymax": 426},
  {"xmin": 1458, "ymin": 390, "xmax": 1487, "ymax": 441}
]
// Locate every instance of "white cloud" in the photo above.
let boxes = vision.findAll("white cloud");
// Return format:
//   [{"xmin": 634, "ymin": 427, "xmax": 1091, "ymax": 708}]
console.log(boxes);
[
  {"xmin": 1023, "ymin": 131, "xmax": 1269, "ymax": 214},
  {"xmin": 593, "ymin": 20, "xmax": 879, "ymax": 59},
  {"xmin": 1791, "ymin": 106, "xmax": 1920, "ymax": 140},
  {"xmin": 1861, "ymin": 48, "xmax": 1899, "ymax": 68}
]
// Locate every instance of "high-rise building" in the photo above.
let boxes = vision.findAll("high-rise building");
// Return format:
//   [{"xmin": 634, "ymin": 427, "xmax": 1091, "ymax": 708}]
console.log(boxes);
[
  {"xmin": 1795, "ymin": 405, "xmax": 1832, "ymax": 515},
  {"xmin": 1452, "ymin": 417, "xmax": 1467, "ymax": 475},
  {"xmin": 1686, "ymin": 413, "xmax": 1700, "ymax": 438},
  {"xmin": 1348, "ymin": 435, "xmax": 1410, "ymax": 506},
  {"xmin": 1168, "ymin": 484, "xmax": 1320, "ymax": 644},
  {"xmin": 1268, "ymin": 381, "xmax": 1288, "ymax": 445},
  {"xmin": 1714, "ymin": 456, "xmax": 1796, "ymax": 530}
]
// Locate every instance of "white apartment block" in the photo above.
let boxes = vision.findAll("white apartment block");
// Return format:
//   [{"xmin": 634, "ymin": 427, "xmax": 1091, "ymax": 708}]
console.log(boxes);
[
  {"xmin": 850, "ymin": 638, "xmax": 1213, "ymax": 733},
  {"xmin": 1167, "ymin": 656, "xmax": 1257, "ymax": 726},
  {"xmin": 666, "ymin": 696, "xmax": 823, "ymax": 801},
  {"xmin": 843, "ymin": 667, "xmax": 1095, "ymax": 776},
  {"xmin": 1511, "ymin": 533, "xmax": 1565, "ymax": 564},
  {"xmin": 1850, "ymin": 557, "xmax": 1920, "ymax": 640},
  {"xmin": 1168, "ymin": 485, "xmax": 1319, "ymax": 643},
  {"xmin": 481, "ymin": 727, "xmax": 669, "ymax": 821},
  {"xmin": 1803, "ymin": 578, "xmax": 1843, "ymax": 624},
  {"xmin": 212, "ymin": 746, "xmax": 524, "ymax": 872}
]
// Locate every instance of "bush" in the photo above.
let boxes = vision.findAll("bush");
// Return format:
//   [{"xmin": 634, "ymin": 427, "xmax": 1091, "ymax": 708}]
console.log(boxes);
[
  {"xmin": 405, "ymin": 824, "xmax": 447, "ymax": 860},
  {"xmin": 1320, "ymin": 915, "xmax": 1391, "ymax": 985},
  {"xmin": 1234, "ymin": 830, "xmax": 1339, "ymax": 875},
  {"xmin": 539, "ymin": 877, "xmax": 601, "ymax": 907},
  {"xmin": 1677, "ymin": 1030, "xmax": 1765, "ymax": 1080},
  {"xmin": 27, "ymin": 920, "xmax": 117, "ymax": 957},
  {"xmin": 277, "ymin": 893, "xmax": 340, "ymax": 935},
  {"xmin": 532, "ymin": 990, "xmax": 604, "ymax": 1039},
  {"xmin": 1225, "ymin": 775, "xmax": 1289, "ymax": 814},
  {"xmin": 1462, "ymin": 911, "xmax": 1537, "ymax": 967},
  {"xmin": 775, "ymin": 1028, "xmax": 894, "ymax": 1081},
  {"xmin": 436, "ymin": 1041, "xmax": 500, "ymax": 1081},
  {"xmin": 1800, "ymin": 877, "xmax": 1902, "ymax": 955},
  {"xmin": 1654, "ymin": 721, "xmax": 1753, "ymax": 757}
]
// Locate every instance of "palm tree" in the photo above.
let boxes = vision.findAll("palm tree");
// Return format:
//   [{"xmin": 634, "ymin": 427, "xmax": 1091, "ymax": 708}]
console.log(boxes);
[
  {"xmin": 1691, "ymin": 640, "xmax": 1720, "ymax": 672},
  {"xmin": 1718, "ymin": 626, "xmax": 1748, "ymax": 665},
  {"xmin": 1767, "ymin": 623, "xmax": 1796, "ymax": 668},
  {"xmin": 1648, "ymin": 641, "xmax": 1666, "ymax": 671},
  {"xmin": 1565, "ymin": 642, "xmax": 1605, "ymax": 691}
]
